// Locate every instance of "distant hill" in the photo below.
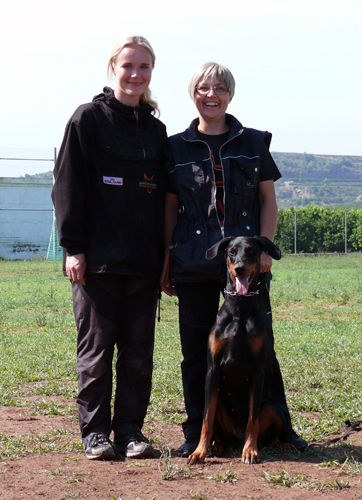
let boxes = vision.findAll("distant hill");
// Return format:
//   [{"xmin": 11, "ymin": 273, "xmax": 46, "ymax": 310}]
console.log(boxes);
[
  {"xmin": 272, "ymin": 153, "xmax": 362, "ymax": 208},
  {"xmin": 23, "ymin": 171, "xmax": 53, "ymax": 179}
]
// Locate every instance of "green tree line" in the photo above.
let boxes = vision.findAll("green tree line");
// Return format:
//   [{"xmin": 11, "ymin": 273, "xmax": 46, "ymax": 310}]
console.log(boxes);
[{"xmin": 275, "ymin": 205, "xmax": 362, "ymax": 253}]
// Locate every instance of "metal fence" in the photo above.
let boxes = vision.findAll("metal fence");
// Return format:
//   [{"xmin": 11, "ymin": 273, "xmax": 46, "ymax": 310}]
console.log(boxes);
[
  {"xmin": 274, "ymin": 207, "xmax": 362, "ymax": 254},
  {"xmin": 0, "ymin": 148, "xmax": 57, "ymax": 259}
]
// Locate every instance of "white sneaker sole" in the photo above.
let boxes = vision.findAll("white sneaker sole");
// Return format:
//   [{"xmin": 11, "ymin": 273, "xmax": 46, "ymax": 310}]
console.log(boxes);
[{"xmin": 85, "ymin": 447, "xmax": 116, "ymax": 460}]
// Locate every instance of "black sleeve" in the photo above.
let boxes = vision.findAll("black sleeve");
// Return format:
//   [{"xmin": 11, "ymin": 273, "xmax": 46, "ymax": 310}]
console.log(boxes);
[
  {"xmin": 165, "ymin": 143, "xmax": 176, "ymax": 194},
  {"xmin": 166, "ymin": 172, "xmax": 176, "ymax": 194},
  {"xmin": 51, "ymin": 109, "xmax": 94, "ymax": 255},
  {"xmin": 259, "ymin": 142, "xmax": 282, "ymax": 182}
]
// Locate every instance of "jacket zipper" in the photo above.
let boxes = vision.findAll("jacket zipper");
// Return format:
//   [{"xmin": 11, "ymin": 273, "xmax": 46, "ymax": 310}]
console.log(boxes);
[{"xmin": 134, "ymin": 108, "xmax": 146, "ymax": 159}]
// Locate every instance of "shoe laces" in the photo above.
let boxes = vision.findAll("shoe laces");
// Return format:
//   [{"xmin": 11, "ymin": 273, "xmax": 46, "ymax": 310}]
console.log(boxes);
[
  {"xmin": 88, "ymin": 432, "xmax": 110, "ymax": 447},
  {"xmin": 128, "ymin": 429, "xmax": 147, "ymax": 443}
]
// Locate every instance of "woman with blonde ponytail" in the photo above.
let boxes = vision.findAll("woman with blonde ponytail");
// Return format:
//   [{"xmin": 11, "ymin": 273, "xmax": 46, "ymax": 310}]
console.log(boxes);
[
  {"xmin": 52, "ymin": 36, "xmax": 167, "ymax": 461},
  {"xmin": 107, "ymin": 35, "xmax": 159, "ymax": 113}
]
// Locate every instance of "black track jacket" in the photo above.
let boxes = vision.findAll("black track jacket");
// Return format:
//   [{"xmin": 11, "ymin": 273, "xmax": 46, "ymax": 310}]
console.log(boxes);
[{"xmin": 52, "ymin": 87, "xmax": 167, "ymax": 277}]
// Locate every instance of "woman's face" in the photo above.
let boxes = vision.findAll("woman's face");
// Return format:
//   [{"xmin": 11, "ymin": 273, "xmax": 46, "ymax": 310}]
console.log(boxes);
[
  {"xmin": 194, "ymin": 77, "xmax": 231, "ymax": 124},
  {"xmin": 113, "ymin": 44, "xmax": 153, "ymax": 106}
]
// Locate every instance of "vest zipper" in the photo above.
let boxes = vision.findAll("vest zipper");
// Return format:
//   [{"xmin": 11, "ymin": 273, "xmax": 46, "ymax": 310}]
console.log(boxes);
[
  {"xmin": 219, "ymin": 128, "xmax": 244, "ymax": 236},
  {"xmin": 183, "ymin": 137, "xmax": 222, "ymax": 235}
]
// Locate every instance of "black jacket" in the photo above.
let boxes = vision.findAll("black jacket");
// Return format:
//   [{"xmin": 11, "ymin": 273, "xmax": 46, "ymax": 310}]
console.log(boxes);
[
  {"xmin": 167, "ymin": 114, "xmax": 280, "ymax": 284},
  {"xmin": 52, "ymin": 87, "xmax": 167, "ymax": 277}
]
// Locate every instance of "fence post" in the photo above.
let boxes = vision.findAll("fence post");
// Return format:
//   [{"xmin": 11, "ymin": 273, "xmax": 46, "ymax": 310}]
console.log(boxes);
[
  {"xmin": 294, "ymin": 211, "xmax": 297, "ymax": 254},
  {"xmin": 52, "ymin": 147, "xmax": 57, "ymax": 260},
  {"xmin": 345, "ymin": 210, "xmax": 347, "ymax": 254}
]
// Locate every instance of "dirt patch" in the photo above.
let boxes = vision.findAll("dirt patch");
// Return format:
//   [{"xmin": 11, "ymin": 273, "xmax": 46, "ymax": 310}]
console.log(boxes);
[
  {"xmin": 1, "ymin": 405, "xmax": 362, "ymax": 500},
  {"xmin": 0, "ymin": 406, "xmax": 77, "ymax": 436}
]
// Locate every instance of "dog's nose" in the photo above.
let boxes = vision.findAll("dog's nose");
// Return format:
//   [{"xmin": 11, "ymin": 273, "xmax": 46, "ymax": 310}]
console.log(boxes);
[{"xmin": 234, "ymin": 263, "xmax": 246, "ymax": 274}]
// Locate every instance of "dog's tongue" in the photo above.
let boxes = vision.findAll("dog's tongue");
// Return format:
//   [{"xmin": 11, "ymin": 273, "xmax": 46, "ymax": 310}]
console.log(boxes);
[{"xmin": 235, "ymin": 277, "xmax": 249, "ymax": 295}]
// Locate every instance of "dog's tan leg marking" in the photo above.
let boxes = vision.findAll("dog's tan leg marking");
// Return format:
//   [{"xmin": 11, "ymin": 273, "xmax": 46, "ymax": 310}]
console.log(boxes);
[
  {"xmin": 258, "ymin": 403, "xmax": 284, "ymax": 449},
  {"xmin": 188, "ymin": 392, "xmax": 219, "ymax": 465},
  {"xmin": 209, "ymin": 332, "xmax": 227, "ymax": 357},
  {"xmin": 242, "ymin": 392, "xmax": 259, "ymax": 464},
  {"xmin": 248, "ymin": 335, "xmax": 264, "ymax": 355}
]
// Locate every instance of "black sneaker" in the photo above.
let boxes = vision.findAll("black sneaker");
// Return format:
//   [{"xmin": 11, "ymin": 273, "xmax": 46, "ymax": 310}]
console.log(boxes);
[
  {"xmin": 84, "ymin": 432, "xmax": 116, "ymax": 460},
  {"xmin": 280, "ymin": 429, "xmax": 308, "ymax": 452},
  {"xmin": 114, "ymin": 429, "xmax": 154, "ymax": 458}
]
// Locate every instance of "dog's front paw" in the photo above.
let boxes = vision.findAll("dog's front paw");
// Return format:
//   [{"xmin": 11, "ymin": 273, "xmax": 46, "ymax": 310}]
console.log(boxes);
[
  {"xmin": 242, "ymin": 445, "xmax": 259, "ymax": 464},
  {"xmin": 187, "ymin": 446, "xmax": 208, "ymax": 465}
]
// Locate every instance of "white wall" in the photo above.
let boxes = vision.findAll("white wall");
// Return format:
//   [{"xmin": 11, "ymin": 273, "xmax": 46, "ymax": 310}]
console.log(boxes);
[{"xmin": 0, "ymin": 177, "xmax": 53, "ymax": 259}]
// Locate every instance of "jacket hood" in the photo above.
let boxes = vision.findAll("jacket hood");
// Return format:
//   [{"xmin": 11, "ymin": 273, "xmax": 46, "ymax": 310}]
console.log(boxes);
[{"xmin": 92, "ymin": 86, "xmax": 154, "ymax": 121}]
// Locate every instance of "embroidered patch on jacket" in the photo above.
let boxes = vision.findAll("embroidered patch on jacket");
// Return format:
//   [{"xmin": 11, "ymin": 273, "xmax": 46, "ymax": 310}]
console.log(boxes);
[
  {"xmin": 103, "ymin": 176, "xmax": 123, "ymax": 185},
  {"xmin": 139, "ymin": 174, "xmax": 157, "ymax": 194}
]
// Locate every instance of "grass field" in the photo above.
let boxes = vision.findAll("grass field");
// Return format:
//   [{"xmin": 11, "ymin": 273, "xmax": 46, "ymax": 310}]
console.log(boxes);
[{"xmin": 1, "ymin": 254, "xmax": 362, "ymax": 460}]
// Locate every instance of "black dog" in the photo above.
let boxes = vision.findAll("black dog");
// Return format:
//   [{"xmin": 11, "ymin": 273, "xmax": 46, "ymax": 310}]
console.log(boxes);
[{"xmin": 188, "ymin": 236, "xmax": 289, "ymax": 465}]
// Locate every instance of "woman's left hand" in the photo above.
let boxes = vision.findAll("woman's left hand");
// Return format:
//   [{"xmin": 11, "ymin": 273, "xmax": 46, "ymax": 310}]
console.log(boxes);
[
  {"xmin": 260, "ymin": 252, "xmax": 272, "ymax": 273},
  {"xmin": 66, "ymin": 253, "xmax": 87, "ymax": 285},
  {"xmin": 161, "ymin": 281, "xmax": 178, "ymax": 297}
]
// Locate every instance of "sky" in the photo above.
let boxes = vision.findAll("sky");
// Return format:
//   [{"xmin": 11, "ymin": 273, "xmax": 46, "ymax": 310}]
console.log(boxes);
[{"xmin": 0, "ymin": 0, "xmax": 361, "ymax": 176}]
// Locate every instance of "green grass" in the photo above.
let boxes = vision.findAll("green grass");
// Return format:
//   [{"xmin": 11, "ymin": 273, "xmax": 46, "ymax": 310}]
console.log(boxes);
[
  {"xmin": 0, "ymin": 431, "xmax": 83, "ymax": 460},
  {"xmin": 271, "ymin": 254, "xmax": 362, "ymax": 442},
  {"xmin": 1, "ymin": 254, "xmax": 362, "ymax": 455},
  {"xmin": 210, "ymin": 462, "xmax": 237, "ymax": 483},
  {"xmin": 261, "ymin": 469, "xmax": 351, "ymax": 490}
]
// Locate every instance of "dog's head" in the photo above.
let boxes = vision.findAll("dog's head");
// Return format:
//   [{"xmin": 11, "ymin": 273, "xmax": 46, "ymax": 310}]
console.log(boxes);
[{"xmin": 206, "ymin": 236, "xmax": 281, "ymax": 295}]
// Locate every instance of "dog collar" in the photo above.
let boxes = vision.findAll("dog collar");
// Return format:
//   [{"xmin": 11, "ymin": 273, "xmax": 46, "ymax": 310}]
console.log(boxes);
[{"xmin": 224, "ymin": 288, "xmax": 260, "ymax": 297}]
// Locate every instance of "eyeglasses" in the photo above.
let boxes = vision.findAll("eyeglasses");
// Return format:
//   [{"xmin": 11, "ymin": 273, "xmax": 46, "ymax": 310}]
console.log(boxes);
[{"xmin": 195, "ymin": 85, "xmax": 229, "ymax": 96}]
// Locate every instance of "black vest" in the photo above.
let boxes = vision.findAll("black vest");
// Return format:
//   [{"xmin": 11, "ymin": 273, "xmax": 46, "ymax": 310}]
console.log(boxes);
[{"xmin": 168, "ymin": 114, "xmax": 271, "ymax": 284}]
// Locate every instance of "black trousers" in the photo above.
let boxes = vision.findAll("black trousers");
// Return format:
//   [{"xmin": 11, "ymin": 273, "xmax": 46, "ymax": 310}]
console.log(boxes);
[
  {"xmin": 72, "ymin": 274, "xmax": 159, "ymax": 439},
  {"xmin": 175, "ymin": 281, "xmax": 292, "ymax": 441}
]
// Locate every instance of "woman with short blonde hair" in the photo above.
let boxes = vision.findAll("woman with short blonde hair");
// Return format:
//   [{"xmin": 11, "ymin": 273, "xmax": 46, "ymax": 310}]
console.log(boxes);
[{"xmin": 163, "ymin": 61, "xmax": 308, "ymax": 457}]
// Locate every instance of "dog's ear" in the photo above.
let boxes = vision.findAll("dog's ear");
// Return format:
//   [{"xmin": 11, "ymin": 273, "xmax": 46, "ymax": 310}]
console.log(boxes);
[
  {"xmin": 253, "ymin": 236, "xmax": 282, "ymax": 260},
  {"xmin": 206, "ymin": 237, "xmax": 234, "ymax": 260}
]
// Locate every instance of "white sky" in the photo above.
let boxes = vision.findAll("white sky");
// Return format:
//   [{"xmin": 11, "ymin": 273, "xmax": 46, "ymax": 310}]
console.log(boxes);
[{"xmin": 0, "ymin": 0, "xmax": 361, "ymax": 176}]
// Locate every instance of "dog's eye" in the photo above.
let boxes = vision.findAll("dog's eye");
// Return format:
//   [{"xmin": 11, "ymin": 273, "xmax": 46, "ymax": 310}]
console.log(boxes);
[{"xmin": 229, "ymin": 248, "xmax": 236, "ymax": 256}]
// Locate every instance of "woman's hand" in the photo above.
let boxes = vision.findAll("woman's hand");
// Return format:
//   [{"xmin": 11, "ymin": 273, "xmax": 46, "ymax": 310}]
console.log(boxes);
[
  {"xmin": 260, "ymin": 252, "xmax": 272, "ymax": 273},
  {"xmin": 161, "ymin": 281, "xmax": 178, "ymax": 297},
  {"xmin": 259, "ymin": 180, "xmax": 278, "ymax": 274},
  {"xmin": 66, "ymin": 253, "xmax": 87, "ymax": 285}
]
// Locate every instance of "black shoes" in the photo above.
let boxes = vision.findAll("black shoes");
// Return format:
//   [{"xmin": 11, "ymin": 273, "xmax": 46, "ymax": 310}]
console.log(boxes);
[
  {"xmin": 84, "ymin": 432, "xmax": 116, "ymax": 460},
  {"xmin": 177, "ymin": 439, "xmax": 199, "ymax": 457},
  {"xmin": 114, "ymin": 429, "xmax": 154, "ymax": 458},
  {"xmin": 280, "ymin": 429, "xmax": 308, "ymax": 451}
]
